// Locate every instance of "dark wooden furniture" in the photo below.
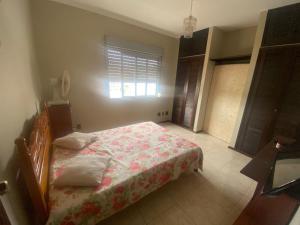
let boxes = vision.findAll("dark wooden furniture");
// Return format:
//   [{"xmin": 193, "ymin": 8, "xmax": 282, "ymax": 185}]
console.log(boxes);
[
  {"xmin": 0, "ymin": 181, "xmax": 10, "ymax": 225},
  {"xmin": 234, "ymin": 139, "xmax": 299, "ymax": 225},
  {"xmin": 262, "ymin": 3, "xmax": 300, "ymax": 47},
  {"xmin": 173, "ymin": 56, "xmax": 204, "ymax": 128},
  {"xmin": 172, "ymin": 29, "xmax": 208, "ymax": 129},
  {"xmin": 48, "ymin": 102, "xmax": 73, "ymax": 139},
  {"xmin": 0, "ymin": 199, "xmax": 11, "ymax": 225},
  {"xmin": 15, "ymin": 106, "xmax": 52, "ymax": 225},
  {"xmin": 211, "ymin": 55, "xmax": 251, "ymax": 65},
  {"xmin": 274, "ymin": 47, "xmax": 300, "ymax": 138},
  {"xmin": 178, "ymin": 29, "xmax": 208, "ymax": 57},
  {"xmin": 236, "ymin": 3, "xmax": 300, "ymax": 156}
]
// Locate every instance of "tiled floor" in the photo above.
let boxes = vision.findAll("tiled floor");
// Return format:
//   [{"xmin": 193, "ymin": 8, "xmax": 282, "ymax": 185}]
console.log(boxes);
[{"xmin": 99, "ymin": 123, "xmax": 257, "ymax": 225}]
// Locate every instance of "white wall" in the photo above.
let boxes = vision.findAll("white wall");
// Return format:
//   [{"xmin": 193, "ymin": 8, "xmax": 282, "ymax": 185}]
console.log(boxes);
[
  {"xmin": 31, "ymin": 0, "xmax": 179, "ymax": 132},
  {"xmin": 0, "ymin": 0, "xmax": 41, "ymax": 224}
]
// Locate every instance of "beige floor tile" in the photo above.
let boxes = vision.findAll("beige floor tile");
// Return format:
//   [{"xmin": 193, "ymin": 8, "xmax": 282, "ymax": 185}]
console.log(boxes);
[
  {"xmin": 148, "ymin": 205, "xmax": 195, "ymax": 225},
  {"xmin": 98, "ymin": 205, "xmax": 146, "ymax": 225},
  {"xmin": 137, "ymin": 187, "xmax": 175, "ymax": 223}
]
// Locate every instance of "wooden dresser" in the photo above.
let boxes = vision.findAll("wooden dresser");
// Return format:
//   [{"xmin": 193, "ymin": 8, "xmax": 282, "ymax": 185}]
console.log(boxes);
[
  {"xmin": 233, "ymin": 139, "xmax": 300, "ymax": 225},
  {"xmin": 48, "ymin": 101, "xmax": 73, "ymax": 139}
]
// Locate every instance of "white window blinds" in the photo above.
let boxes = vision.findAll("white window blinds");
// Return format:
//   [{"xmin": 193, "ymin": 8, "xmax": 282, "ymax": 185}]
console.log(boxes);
[{"xmin": 105, "ymin": 36, "xmax": 162, "ymax": 98}]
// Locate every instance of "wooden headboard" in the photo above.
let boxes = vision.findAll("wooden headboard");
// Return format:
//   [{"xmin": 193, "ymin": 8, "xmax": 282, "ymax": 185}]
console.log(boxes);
[{"xmin": 15, "ymin": 106, "xmax": 52, "ymax": 224}]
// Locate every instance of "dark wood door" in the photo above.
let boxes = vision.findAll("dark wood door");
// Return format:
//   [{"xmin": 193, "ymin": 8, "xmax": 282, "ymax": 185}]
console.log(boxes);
[
  {"xmin": 262, "ymin": 3, "xmax": 300, "ymax": 46},
  {"xmin": 263, "ymin": 5, "xmax": 294, "ymax": 46},
  {"xmin": 182, "ymin": 56, "xmax": 204, "ymax": 128},
  {"xmin": 178, "ymin": 29, "xmax": 208, "ymax": 57},
  {"xmin": 191, "ymin": 29, "xmax": 209, "ymax": 56},
  {"xmin": 172, "ymin": 56, "xmax": 204, "ymax": 128},
  {"xmin": 292, "ymin": 4, "xmax": 300, "ymax": 44},
  {"xmin": 274, "ymin": 46, "xmax": 300, "ymax": 138},
  {"xmin": 0, "ymin": 181, "xmax": 11, "ymax": 225},
  {"xmin": 0, "ymin": 200, "xmax": 11, "ymax": 225},
  {"xmin": 172, "ymin": 59, "xmax": 189, "ymax": 124},
  {"xmin": 173, "ymin": 28, "xmax": 208, "ymax": 129},
  {"xmin": 236, "ymin": 48, "xmax": 291, "ymax": 155}
]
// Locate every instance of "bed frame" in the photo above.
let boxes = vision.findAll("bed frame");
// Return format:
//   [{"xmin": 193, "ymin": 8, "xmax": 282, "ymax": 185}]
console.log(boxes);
[{"xmin": 15, "ymin": 106, "xmax": 52, "ymax": 225}]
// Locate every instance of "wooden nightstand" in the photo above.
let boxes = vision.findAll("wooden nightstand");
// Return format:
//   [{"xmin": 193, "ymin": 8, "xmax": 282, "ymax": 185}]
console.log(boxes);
[{"xmin": 48, "ymin": 101, "xmax": 73, "ymax": 139}]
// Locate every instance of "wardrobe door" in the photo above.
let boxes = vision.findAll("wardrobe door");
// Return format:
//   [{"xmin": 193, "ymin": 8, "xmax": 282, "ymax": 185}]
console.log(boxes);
[
  {"xmin": 236, "ymin": 48, "xmax": 291, "ymax": 155},
  {"xmin": 262, "ymin": 3, "xmax": 300, "ymax": 46},
  {"xmin": 191, "ymin": 29, "xmax": 209, "ymax": 56},
  {"xmin": 172, "ymin": 59, "xmax": 189, "ymax": 124},
  {"xmin": 183, "ymin": 56, "xmax": 204, "ymax": 128},
  {"xmin": 178, "ymin": 37, "xmax": 193, "ymax": 57},
  {"xmin": 292, "ymin": 4, "xmax": 300, "ymax": 44},
  {"xmin": 262, "ymin": 4, "xmax": 295, "ymax": 46},
  {"xmin": 274, "ymin": 46, "xmax": 300, "ymax": 138},
  {"xmin": 178, "ymin": 28, "xmax": 209, "ymax": 57}
]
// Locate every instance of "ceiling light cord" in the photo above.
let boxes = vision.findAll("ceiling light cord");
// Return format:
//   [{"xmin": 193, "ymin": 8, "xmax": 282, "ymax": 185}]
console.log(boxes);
[
  {"xmin": 190, "ymin": 0, "xmax": 193, "ymax": 16},
  {"xmin": 183, "ymin": 0, "xmax": 197, "ymax": 38}
]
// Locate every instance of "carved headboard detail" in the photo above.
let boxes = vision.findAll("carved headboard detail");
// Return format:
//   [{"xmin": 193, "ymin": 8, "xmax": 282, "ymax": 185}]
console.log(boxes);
[{"xmin": 15, "ymin": 106, "xmax": 52, "ymax": 224}]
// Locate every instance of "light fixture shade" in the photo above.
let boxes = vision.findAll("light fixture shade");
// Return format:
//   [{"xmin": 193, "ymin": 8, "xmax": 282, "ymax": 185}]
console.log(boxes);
[{"xmin": 183, "ymin": 15, "xmax": 197, "ymax": 38}]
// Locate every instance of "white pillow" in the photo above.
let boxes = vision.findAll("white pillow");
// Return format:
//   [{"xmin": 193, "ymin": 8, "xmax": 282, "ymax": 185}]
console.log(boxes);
[
  {"xmin": 53, "ymin": 155, "xmax": 111, "ymax": 187},
  {"xmin": 53, "ymin": 132, "xmax": 97, "ymax": 150}
]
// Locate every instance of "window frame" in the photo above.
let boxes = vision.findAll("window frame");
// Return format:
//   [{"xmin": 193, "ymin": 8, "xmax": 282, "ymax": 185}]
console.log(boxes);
[{"xmin": 105, "ymin": 44, "xmax": 162, "ymax": 99}]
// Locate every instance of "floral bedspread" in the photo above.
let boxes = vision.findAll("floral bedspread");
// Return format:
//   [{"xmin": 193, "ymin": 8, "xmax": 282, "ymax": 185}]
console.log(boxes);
[{"xmin": 47, "ymin": 122, "xmax": 203, "ymax": 225}]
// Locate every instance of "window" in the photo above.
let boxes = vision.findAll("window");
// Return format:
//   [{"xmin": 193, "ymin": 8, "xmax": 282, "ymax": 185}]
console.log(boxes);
[{"xmin": 105, "ymin": 37, "xmax": 162, "ymax": 99}]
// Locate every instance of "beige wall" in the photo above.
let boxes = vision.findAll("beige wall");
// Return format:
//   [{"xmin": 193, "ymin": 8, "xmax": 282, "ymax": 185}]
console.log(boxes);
[
  {"xmin": 194, "ymin": 26, "xmax": 257, "ymax": 132},
  {"xmin": 31, "ymin": 0, "xmax": 179, "ymax": 132},
  {"xmin": 194, "ymin": 27, "xmax": 222, "ymax": 132},
  {"xmin": 219, "ymin": 27, "xmax": 257, "ymax": 58},
  {"xmin": 204, "ymin": 64, "xmax": 249, "ymax": 143},
  {"xmin": 0, "ymin": 0, "xmax": 41, "ymax": 224}
]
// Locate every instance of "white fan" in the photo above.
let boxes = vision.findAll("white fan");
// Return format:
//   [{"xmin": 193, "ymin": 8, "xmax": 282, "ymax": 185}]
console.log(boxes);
[
  {"xmin": 50, "ymin": 69, "xmax": 71, "ymax": 101},
  {"xmin": 61, "ymin": 70, "xmax": 71, "ymax": 99}
]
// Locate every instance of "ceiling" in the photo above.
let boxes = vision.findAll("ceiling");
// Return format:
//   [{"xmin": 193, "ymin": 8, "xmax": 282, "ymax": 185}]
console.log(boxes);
[{"xmin": 51, "ymin": 0, "xmax": 300, "ymax": 37}]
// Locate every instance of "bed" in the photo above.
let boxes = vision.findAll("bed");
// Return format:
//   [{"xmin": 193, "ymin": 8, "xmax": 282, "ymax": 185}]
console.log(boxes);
[{"xmin": 15, "ymin": 106, "xmax": 203, "ymax": 225}]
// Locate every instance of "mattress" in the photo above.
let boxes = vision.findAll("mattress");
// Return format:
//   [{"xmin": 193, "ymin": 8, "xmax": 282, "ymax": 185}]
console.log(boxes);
[{"xmin": 47, "ymin": 122, "xmax": 203, "ymax": 225}]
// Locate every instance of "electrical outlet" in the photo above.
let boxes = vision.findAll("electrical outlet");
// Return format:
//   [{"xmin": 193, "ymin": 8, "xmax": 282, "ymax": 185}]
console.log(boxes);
[{"xmin": 76, "ymin": 124, "xmax": 82, "ymax": 130}]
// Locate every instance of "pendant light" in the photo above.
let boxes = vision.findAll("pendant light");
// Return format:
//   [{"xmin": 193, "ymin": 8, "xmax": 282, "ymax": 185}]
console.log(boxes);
[{"xmin": 183, "ymin": 0, "xmax": 197, "ymax": 38}]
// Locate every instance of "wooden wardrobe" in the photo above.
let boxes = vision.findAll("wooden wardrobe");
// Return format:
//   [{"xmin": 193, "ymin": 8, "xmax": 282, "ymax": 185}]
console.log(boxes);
[
  {"xmin": 172, "ymin": 29, "xmax": 208, "ymax": 129},
  {"xmin": 236, "ymin": 3, "xmax": 300, "ymax": 156}
]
